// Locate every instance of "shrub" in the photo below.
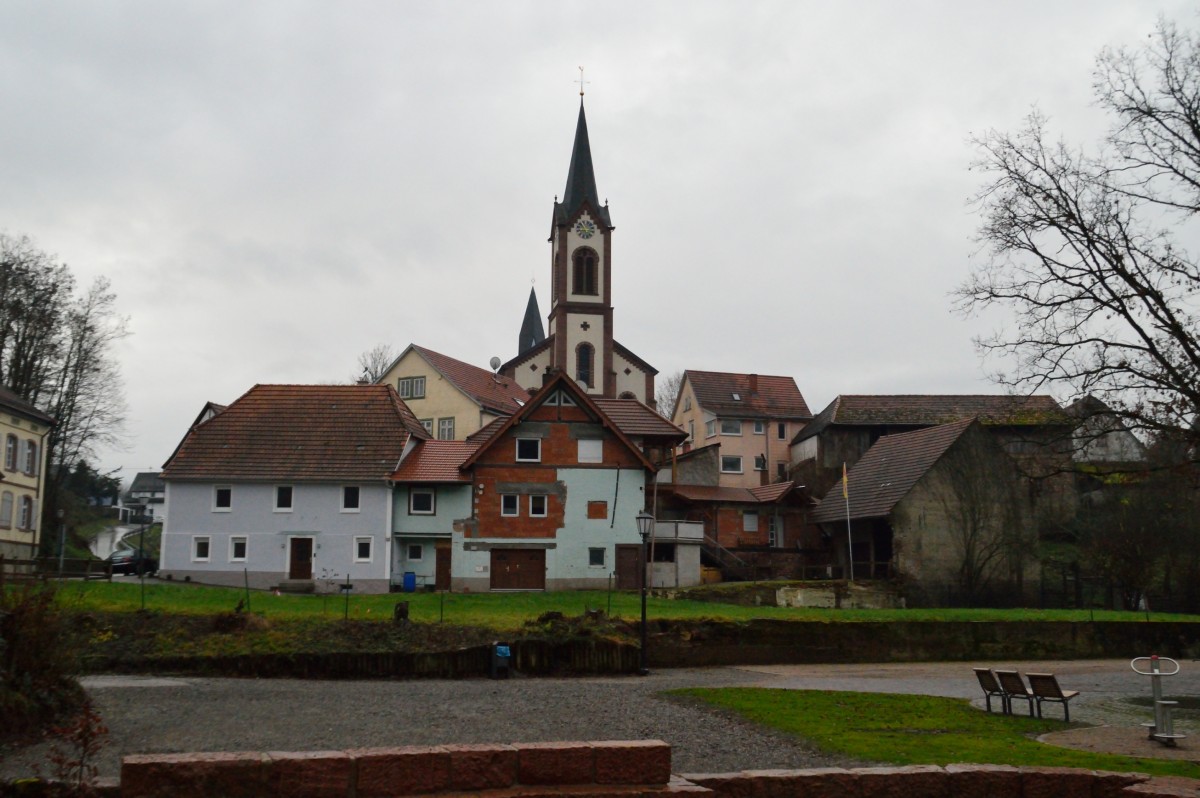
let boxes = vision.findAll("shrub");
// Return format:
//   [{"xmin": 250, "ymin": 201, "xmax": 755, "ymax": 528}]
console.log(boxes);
[{"xmin": 0, "ymin": 582, "xmax": 84, "ymax": 741}]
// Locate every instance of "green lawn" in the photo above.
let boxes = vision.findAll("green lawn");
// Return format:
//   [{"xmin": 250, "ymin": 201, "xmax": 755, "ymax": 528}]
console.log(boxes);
[
  {"xmin": 45, "ymin": 581, "xmax": 1200, "ymax": 629},
  {"xmin": 674, "ymin": 688, "xmax": 1200, "ymax": 780}
]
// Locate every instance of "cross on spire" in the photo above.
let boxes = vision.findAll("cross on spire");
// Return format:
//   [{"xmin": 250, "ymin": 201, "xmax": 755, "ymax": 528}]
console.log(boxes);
[{"xmin": 576, "ymin": 66, "xmax": 589, "ymax": 97}]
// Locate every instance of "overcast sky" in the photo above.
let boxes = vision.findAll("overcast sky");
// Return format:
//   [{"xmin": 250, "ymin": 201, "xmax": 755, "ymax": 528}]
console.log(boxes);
[{"xmin": 2, "ymin": 1, "xmax": 1194, "ymax": 486}]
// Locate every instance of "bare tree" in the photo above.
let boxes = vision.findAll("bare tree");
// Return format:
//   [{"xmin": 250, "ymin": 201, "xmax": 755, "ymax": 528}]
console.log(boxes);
[
  {"xmin": 0, "ymin": 235, "xmax": 128, "ymax": 526},
  {"xmin": 655, "ymin": 369, "xmax": 684, "ymax": 418},
  {"xmin": 961, "ymin": 18, "xmax": 1200, "ymax": 450},
  {"xmin": 353, "ymin": 343, "xmax": 397, "ymax": 384}
]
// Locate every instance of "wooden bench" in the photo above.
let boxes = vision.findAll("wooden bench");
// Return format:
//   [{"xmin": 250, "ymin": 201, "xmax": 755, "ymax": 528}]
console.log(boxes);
[
  {"xmin": 972, "ymin": 668, "xmax": 1006, "ymax": 713},
  {"xmin": 1026, "ymin": 672, "xmax": 1079, "ymax": 722},
  {"xmin": 994, "ymin": 670, "xmax": 1035, "ymax": 717}
]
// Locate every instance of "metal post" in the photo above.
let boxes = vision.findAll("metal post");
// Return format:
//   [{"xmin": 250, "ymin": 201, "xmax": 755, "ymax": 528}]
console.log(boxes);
[
  {"xmin": 139, "ymin": 521, "xmax": 147, "ymax": 610},
  {"xmin": 56, "ymin": 509, "xmax": 66, "ymax": 579},
  {"xmin": 639, "ymin": 537, "xmax": 648, "ymax": 676}
]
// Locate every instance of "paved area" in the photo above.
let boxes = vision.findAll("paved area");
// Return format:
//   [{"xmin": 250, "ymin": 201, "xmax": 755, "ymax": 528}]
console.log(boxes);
[{"xmin": 2, "ymin": 659, "xmax": 1197, "ymax": 780}]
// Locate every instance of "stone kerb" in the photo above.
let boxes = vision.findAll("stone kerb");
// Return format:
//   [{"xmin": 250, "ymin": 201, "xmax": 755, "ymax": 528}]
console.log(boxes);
[{"xmin": 118, "ymin": 744, "xmax": 1200, "ymax": 798}]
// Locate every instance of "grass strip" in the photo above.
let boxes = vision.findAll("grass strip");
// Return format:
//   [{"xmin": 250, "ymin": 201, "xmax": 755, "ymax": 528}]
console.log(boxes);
[
  {"xmin": 673, "ymin": 688, "xmax": 1200, "ymax": 780},
  {"xmin": 42, "ymin": 581, "xmax": 1200, "ymax": 628}
]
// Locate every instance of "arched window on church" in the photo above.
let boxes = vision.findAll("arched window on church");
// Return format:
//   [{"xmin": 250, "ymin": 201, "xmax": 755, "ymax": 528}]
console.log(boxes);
[
  {"xmin": 576, "ymin": 343, "xmax": 595, "ymax": 388},
  {"xmin": 572, "ymin": 248, "xmax": 598, "ymax": 295}
]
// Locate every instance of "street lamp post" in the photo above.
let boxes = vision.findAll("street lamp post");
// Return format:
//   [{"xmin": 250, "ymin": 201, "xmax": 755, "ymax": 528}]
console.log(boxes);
[{"xmin": 635, "ymin": 510, "xmax": 654, "ymax": 676}]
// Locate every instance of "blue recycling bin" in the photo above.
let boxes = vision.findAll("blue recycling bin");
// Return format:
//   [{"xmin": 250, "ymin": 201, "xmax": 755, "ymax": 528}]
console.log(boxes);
[{"xmin": 402, "ymin": 571, "xmax": 416, "ymax": 593}]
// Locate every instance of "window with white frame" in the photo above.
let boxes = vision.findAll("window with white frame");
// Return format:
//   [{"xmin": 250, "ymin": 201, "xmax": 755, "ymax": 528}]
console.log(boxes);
[
  {"xmin": 407, "ymin": 543, "xmax": 424, "ymax": 561},
  {"xmin": 705, "ymin": 419, "xmax": 717, "ymax": 437},
  {"xmin": 589, "ymin": 547, "xmax": 606, "ymax": 567},
  {"xmin": 213, "ymin": 486, "xmax": 232, "ymax": 511},
  {"xmin": 529, "ymin": 494, "xmax": 548, "ymax": 517},
  {"xmin": 419, "ymin": 419, "xmax": 434, "ymax": 434},
  {"xmin": 229, "ymin": 536, "xmax": 248, "ymax": 561},
  {"xmin": 516, "ymin": 438, "xmax": 541, "ymax": 462},
  {"xmin": 720, "ymin": 419, "xmax": 742, "ymax": 435},
  {"xmin": 753, "ymin": 421, "xmax": 766, "ymax": 435},
  {"xmin": 3, "ymin": 435, "xmax": 14, "ymax": 470},
  {"xmin": 777, "ymin": 422, "xmax": 787, "ymax": 440},
  {"xmin": 0, "ymin": 491, "xmax": 11, "ymax": 528},
  {"xmin": 744, "ymin": 512, "xmax": 759, "ymax": 532},
  {"xmin": 500, "ymin": 494, "xmax": 519, "ymax": 516},
  {"xmin": 397, "ymin": 376, "xmax": 426, "ymax": 399},
  {"xmin": 192, "ymin": 536, "xmax": 211, "ymax": 562},
  {"xmin": 683, "ymin": 396, "xmax": 692, "ymax": 411},
  {"xmin": 409, "ymin": 488, "xmax": 435, "ymax": 514},
  {"xmin": 274, "ymin": 485, "xmax": 293, "ymax": 511},
  {"xmin": 578, "ymin": 438, "xmax": 602, "ymax": 463},
  {"xmin": 342, "ymin": 485, "xmax": 360, "ymax": 512},
  {"xmin": 768, "ymin": 516, "xmax": 779, "ymax": 547},
  {"xmin": 437, "ymin": 417, "xmax": 455, "ymax": 440},
  {"xmin": 754, "ymin": 454, "xmax": 767, "ymax": 471},
  {"xmin": 688, "ymin": 420, "xmax": 694, "ymax": 442},
  {"xmin": 24, "ymin": 440, "xmax": 37, "ymax": 475},
  {"xmin": 721, "ymin": 455, "xmax": 743, "ymax": 473},
  {"xmin": 354, "ymin": 536, "xmax": 373, "ymax": 562}
]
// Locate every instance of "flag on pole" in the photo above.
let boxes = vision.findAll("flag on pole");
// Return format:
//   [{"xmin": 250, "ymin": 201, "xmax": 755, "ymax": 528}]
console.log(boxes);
[{"xmin": 842, "ymin": 462, "xmax": 848, "ymax": 499}]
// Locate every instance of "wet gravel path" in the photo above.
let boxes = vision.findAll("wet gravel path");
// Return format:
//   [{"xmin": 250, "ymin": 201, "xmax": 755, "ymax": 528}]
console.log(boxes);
[
  {"xmin": 0, "ymin": 667, "xmax": 866, "ymax": 779},
  {"xmin": 4, "ymin": 658, "xmax": 1192, "ymax": 780}
]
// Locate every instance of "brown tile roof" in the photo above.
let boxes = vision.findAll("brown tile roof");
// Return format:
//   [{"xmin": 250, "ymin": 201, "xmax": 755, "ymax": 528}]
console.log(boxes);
[
  {"xmin": 810, "ymin": 418, "xmax": 976, "ymax": 523},
  {"xmin": 684, "ymin": 370, "xmax": 811, "ymax": 419},
  {"xmin": 794, "ymin": 394, "xmax": 1067, "ymax": 444},
  {"xmin": 0, "ymin": 385, "xmax": 54, "ymax": 425},
  {"xmin": 663, "ymin": 482, "xmax": 798, "ymax": 504},
  {"xmin": 466, "ymin": 416, "xmax": 507, "ymax": 445},
  {"xmin": 391, "ymin": 440, "xmax": 477, "ymax": 482},
  {"xmin": 594, "ymin": 399, "xmax": 687, "ymax": 441},
  {"xmin": 162, "ymin": 384, "xmax": 428, "ymax": 482},
  {"xmin": 413, "ymin": 345, "xmax": 531, "ymax": 415}
]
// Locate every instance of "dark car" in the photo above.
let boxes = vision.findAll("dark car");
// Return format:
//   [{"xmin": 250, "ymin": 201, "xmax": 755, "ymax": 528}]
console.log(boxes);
[{"xmin": 108, "ymin": 548, "xmax": 158, "ymax": 576}]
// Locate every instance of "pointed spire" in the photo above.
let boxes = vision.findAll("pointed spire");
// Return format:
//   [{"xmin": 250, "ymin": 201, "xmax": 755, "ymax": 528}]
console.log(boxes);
[
  {"xmin": 518, "ymin": 286, "xmax": 546, "ymax": 355},
  {"xmin": 552, "ymin": 99, "xmax": 611, "ymax": 229},
  {"xmin": 562, "ymin": 101, "xmax": 601, "ymax": 218}
]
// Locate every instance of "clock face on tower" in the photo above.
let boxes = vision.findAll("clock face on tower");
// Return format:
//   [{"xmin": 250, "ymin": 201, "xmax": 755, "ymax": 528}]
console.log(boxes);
[{"xmin": 574, "ymin": 219, "xmax": 596, "ymax": 239}]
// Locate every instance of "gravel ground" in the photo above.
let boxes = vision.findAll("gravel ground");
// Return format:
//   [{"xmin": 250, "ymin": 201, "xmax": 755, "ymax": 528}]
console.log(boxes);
[
  {"xmin": 0, "ymin": 667, "xmax": 865, "ymax": 780},
  {"xmin": 3, "ymin": 658, "xmax": 1195, "ymax": 780}
]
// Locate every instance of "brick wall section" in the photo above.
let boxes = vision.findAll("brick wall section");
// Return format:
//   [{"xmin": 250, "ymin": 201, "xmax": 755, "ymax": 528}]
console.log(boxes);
[
  {"xmin": 117, "ymin": 746, "xmax": 1200, "ymax": 798},
  {"xmin": 120, "ymin": 740, "xmax": 672, "ymax": 798}
]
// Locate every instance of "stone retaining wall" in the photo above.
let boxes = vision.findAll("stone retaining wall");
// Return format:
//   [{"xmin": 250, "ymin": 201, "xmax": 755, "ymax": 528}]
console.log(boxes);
[{"xmin": 105, "ymin": 742, "xmax": 1200, "ymax": 798}]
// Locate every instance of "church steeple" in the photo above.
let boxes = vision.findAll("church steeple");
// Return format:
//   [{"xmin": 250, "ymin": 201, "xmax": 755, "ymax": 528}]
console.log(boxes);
[
  {"xmin": 517, "ymin": 286, "xmax": 545, "ymax": 355},
  {"xmin": 553, "ymin": 102, "xmax": 612, "ymax": 228}
]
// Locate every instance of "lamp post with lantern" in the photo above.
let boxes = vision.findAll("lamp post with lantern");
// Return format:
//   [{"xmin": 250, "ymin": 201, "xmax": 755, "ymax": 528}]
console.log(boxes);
[{"xmin": 635, "ymin": 510, "xmax": 655, "ymax": 676}]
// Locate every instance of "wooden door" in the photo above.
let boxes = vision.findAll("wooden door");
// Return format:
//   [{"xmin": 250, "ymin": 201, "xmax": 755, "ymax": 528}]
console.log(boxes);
[
  {"xmin": 615, "ymin": 544, "xmax": 641, "ymax": 590},
  {"xmin": 490, "ymin": 548, "xmax": 546, "ymax": 590},
  {"xmin": 435, "ymin": 543, "xmax": 451, "ymax": 590},
  {"xmin": 289, "ymin": 537, "xmax": 313, "ymax": 580}
]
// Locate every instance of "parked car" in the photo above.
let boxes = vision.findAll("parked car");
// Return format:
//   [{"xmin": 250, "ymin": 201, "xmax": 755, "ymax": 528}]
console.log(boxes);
[{"xmin": 108, "ymin": 548, "xmax": 158, "ymax": 576}]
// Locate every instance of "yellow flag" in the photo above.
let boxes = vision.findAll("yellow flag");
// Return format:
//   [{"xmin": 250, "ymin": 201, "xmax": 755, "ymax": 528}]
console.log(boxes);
[{"xmin": 842, "ymin": 462, "xmax": 848, "ymax": 499}]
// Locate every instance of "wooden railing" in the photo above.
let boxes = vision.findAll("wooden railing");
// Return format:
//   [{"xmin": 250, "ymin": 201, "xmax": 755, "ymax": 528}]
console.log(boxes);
[{"xmin": 0, "ymin": 555, "xmax": 111, "ymax": 587}]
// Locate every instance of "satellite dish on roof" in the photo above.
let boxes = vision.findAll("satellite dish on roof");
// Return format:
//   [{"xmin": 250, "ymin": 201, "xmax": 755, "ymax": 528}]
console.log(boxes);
[{"xmin": 489, "ymin": 356, "xmax": 501, "ymax": 372}]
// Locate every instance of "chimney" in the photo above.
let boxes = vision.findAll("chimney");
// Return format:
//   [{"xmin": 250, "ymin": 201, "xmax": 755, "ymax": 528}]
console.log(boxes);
[{"xmin": 749, "ymin": 374, "xmax": 759, "ymax": 394}]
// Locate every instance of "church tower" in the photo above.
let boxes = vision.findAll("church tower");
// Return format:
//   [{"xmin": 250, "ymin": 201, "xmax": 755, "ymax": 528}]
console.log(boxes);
[
  {"xmin": 500, "ymin": 96, "xmax": 656, "ymax": 406},
  {"xmin": 547, "ymin": 99, "xmax": 614, "ymax": 396}
]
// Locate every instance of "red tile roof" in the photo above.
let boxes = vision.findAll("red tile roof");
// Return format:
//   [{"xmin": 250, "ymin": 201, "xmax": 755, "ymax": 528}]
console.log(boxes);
[
  {"xmin": 593, "ymin": 399, "xmax": 687, "ymax": 441},
  {"xmin": 466, "ymin": 416, "xmax": 507, "ymax": 444},
  {"xmin": 684, "ymin": 370, "xmax": 811, "ymax": 419},
  {"xmin": 413, "ymin": 345, "xmax": 531, "ymax": 415},
  {"xmin": 162, "ymin": 384, "xmax": 428, "ymax": 482},
  {"xmin": 810, "ymin": 418, "xmax": 976, "ymax": 523},
  {"xmin": 391, "ymin": 440, "xmax": 477, "ymax": 482}
]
